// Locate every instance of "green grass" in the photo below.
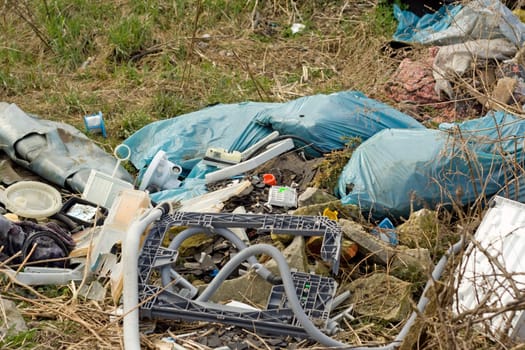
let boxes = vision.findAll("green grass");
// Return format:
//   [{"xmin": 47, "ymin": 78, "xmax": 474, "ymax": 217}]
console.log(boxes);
[
  {"xmin": 365, "ymin": 0, "xmax": 403, "ymax": 36},
  {"xmin": 37, "ymin": 0, "xmax": 115, "ymax": 70},
  {"xmin": 0, "ymin": 329, "xmax": 37, "ymax": 349},
  {"xmin": 117, "ymin": 110, "xmax": 157, "ymax": 139},
  {"xmin": 108, "ymin": 15, "xmax": 153, "ymax": 63}
]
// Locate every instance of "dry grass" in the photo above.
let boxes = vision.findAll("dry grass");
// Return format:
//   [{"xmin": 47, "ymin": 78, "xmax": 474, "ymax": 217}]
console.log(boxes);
[{"xmin": 1, "ymin": 0, "xmax": 525, "ymax": 349}]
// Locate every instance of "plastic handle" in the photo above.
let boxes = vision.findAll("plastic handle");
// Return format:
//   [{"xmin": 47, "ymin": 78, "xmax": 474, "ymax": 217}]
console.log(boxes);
[{"xmin": 112, "ymin": 144, "xmax": 131, "ymax": 177}]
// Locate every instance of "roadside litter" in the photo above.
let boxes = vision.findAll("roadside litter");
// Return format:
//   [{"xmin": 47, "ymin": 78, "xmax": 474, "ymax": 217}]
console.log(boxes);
[
  {"xmin": 454, "ymin": 196, "xmax": 525, "ymax": 342},
  {"xmin": 2, "ymin": 2, "xmax": 525, "ymax": 345},
  {"xmin": 0, "ymin": 102, "xmax": 133, "ymax": 193},
  {"xmin": 123, "ymin": 90, "xmax": 424, "ymax": 203},
  {"xmin": 338, "ymin": 110, "xmax": 525, "ymax": 221}
]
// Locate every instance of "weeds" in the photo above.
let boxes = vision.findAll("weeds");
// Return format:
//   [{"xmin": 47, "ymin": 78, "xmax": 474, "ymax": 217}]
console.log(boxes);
[
  {"xmin": 2, "ymin": 1, "xmax": 524, "ymax": 349},
  {"xmin": 1, "ymin": 329, "xmax": 37, "ymax": 349},
  {"xmin": 108, "ymin": 15, "xmax": 153, "ymax": 63}
]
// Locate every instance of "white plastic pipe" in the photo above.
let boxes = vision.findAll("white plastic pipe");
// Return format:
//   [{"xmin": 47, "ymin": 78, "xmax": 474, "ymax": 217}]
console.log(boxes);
[
  {"xmin": 123, "ymin": 204, "xmax": 168, "ymax": 350},
  {"xmin": 205, "ymin": 138, "xmax": 295, "ymax": 183}
]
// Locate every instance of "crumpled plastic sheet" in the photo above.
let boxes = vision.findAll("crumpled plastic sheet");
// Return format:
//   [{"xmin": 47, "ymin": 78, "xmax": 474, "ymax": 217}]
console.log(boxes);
[
  {"xmin": 0, "ymin": 103, "xmax": 133, "ymax": 193},
  {"xmin": 394, "ymin": 0, "xmax": 525, "ymax": 46},
  {"xmin": 433, "ymin": 38, "xmax": 518, "ymax": 98},
  {"xmin": 249, "ymin": 90, "xmax": 425, "ymax": 157},
  {"xmin": 338, "ymin": 110, "xmax": 525, "ymax": 221},
  {"xmin": 124, "ymin": 91, "xmax": 424, "ymax": 202}
]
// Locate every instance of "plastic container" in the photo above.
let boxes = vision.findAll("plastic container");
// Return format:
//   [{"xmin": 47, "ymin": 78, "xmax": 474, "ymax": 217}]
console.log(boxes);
[
  {"xmin": 371, "ymin": 217, "xmax": 398, "ymax": 245},
  {"xmin": 82, "ymin": 144, "xmax": 134, "ymax": 208},
  {"xmin": 60, "ymin": 197, "xmax": 108, "ymax": 227},
  {"xmin": 84, "ymin": 111, "xmax": 107, "ymax": 137},
  {"xmin": 82, "ymin": 170, "xmax": 133, "ymax": 209},
  {"xmin": 139, "ymin": 150, "xmax": 182, "ymax": 191},
  {"xmin": 267, "ymin": 186, "xmax": 297, "ymax": 208},
  {"xmin": 104, "ymin": 189, "xmax": 150, "ymax": 231},
  {"xmin": 1, "ymin": 181, "xmax": 62, "ymax": 219}
]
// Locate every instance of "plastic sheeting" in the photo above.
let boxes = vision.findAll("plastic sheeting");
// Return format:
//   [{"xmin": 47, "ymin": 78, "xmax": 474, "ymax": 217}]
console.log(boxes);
[
  {"xmin": 124, "ymin": 91, "xmax": 424, "ymax": 203},
  {"xmin": 0, "ymin": 103, "xmax": 133, "ymax": 193},
  {"xmin": 338, "ymin": 111, "xmax": 525, "ymax": 220},
  {"xmin": 393, "ymin": 0, "xmax": 525, "ymax": 46},
  {"xmin": 433, "ymin": 38, "xmax": 518, "ymax": 98},
  {"xmin": 123, "ymin": 101, "xmax": 278, "ymax": 203},
  {"xmin": 393, "ymin": 3, "xmax": 461, "ymax": 44},
  {"xmin": 124, "ymin": 101, "xmax": 278, "ymax": 172},
  {"xmin": 248, "ymin": 91, "xmax": 424, "ymax": 157}
]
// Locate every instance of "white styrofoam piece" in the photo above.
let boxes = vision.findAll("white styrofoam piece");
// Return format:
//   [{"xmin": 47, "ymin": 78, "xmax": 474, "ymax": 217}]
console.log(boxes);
[{"xmin": 454, "ymin": 196, "xmax": 525, "ymax": 341}]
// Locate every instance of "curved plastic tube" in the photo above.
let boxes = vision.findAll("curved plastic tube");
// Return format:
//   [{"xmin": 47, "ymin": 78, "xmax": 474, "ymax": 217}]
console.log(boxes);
[
  {"xmin": 124, "ymin": 208, "xmax": 464, "ymax": 349},
  {"xmin": 196, "ymin": 244, "xmax": 350, "ymax": 348},
  {"xmin": 123, "ymin": 204, "xmax": 169, "ymax": 350},
  {"xmin": 392, "ymin": 237, "xmax": 465, "ymax": 345},
  {"xmin": 196, "ymin": 239, "xmax": 465, "ymax": 349},
  {"xmin": 160, "ymin": 227, "xmax": 278, "ymax": 291}
]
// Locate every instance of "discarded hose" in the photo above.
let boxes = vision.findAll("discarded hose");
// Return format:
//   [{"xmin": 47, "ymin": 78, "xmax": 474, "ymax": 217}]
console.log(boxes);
[
  {"xmin": 160, "ymin": 227, "xmax": 281, "ymax": 291},
  {"xmin": 21, "ymin": 230, "xmax": 72, "ymax": 267},
  {"xmin": 123, "ymin": 207, "xmax": 465, "ymax": 350},
  {"xmin": 196, "ymin": 243, "xmax": 349, "ymax": 348},
  {"xmin": 123, "ymin": 203, "xmax": 170, "ymax": 350},
  {"xmin": 197, "ymin": 239, "xmax": 466, "ymax": 349}
]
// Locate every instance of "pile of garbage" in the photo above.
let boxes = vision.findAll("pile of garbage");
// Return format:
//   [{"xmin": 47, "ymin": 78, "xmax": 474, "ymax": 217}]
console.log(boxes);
[{"xmin": 1, "ymin": 0, "xmax": 525, "ymax": 349}]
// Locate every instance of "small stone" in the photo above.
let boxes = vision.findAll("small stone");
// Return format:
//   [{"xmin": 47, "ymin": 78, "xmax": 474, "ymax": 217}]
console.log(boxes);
[
  {"xmin": 0, "ymin": 297, "xmax": 27, "ymax": 338},
  {"xmin": 206, "ymin": 334, "xmax": 222, "ymax": 348},
  {"xmin": 397, "ymin": 209, "xmax": 439, "ymax": 250},
  {"xmin": 201, "ymin": 236, "xmax": 308, "ymax": 306},
  {"xmin": 297, "ymin": 187, "xmax": 337, "ymax": 207}
]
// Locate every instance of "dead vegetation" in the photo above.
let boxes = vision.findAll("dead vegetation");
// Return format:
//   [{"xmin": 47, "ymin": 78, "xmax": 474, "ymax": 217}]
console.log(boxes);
[{"xmin": 1, "ymin": 0, "xmax": 525, "ymax": 349}]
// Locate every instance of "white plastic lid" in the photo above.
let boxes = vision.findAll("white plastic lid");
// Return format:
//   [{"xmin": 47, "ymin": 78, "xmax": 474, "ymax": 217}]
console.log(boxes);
[{"xmin": 2, "ymin": 181, "xmax": 62, "ymax": 219}]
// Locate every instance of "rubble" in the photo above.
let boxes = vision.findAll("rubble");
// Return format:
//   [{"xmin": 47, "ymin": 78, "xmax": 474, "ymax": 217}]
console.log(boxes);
[
  {"xmin": 340, "ymin": 218, "xmax": 432, "ymax": 278},
  {"xmin": 397, "ymin": 209, "xmax": 440, "ymax": 249},
  {"xmin": 297, "ymin": 187, "xmax": 338, "ymax": 207},
  {"xmin": 2, "ymin": 2, "xmax": 525, "ymax": 348}
]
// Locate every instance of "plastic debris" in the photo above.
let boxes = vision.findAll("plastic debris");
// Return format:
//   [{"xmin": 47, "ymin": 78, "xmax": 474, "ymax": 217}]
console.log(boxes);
[{"xmin": 83, "ymin": 111, "xmax": 107, "ymax": 138}]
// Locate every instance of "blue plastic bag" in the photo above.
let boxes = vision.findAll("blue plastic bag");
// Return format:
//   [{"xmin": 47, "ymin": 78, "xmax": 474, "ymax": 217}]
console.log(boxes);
[
  {"xmin": 393, "ymin": 3, "xmax": 461, "ymax": 44},
  {"xmin": 338, "ymin": 111, "xmax": 525, "ymax": 220},
  {"xmin": 124, "ymin": 91, "xmax": 424, "ymax": 203},
  {"xmin": 249, "ymin": 91, "xmax": 424, "ymax": 157}
]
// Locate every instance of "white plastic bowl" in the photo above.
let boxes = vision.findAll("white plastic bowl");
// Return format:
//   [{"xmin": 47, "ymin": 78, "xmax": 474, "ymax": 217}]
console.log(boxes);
[{"xmin": 2, "ymin": 181, "xmax": 62, "ymax": 219}]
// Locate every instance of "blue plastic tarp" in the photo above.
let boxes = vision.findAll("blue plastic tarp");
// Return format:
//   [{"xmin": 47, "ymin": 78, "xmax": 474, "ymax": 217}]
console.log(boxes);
[
  {"xmin": 393, "ymin": 0, "xmax": 525, "ymax": 46},
  {"xmin": 393, "ymin": 3, "xmax": 461, "ymax": 44},
  {"xmin": 124, "ymin": 101, "xmax": 278, "ymax": 172},
  {"xmin": 338, "ymin": 111, "xmax": 525, "ymax": 220},
  {"xmin": 248, "ymin": 91, "xmax": 424, "ymax": 157},
  {"xmin": 123, "ymin": 101, "xmax": 278, "ymax": 203},
  {"xmin": 124, "ymin": 91, "xmax": 424, "ymax": 203}
]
